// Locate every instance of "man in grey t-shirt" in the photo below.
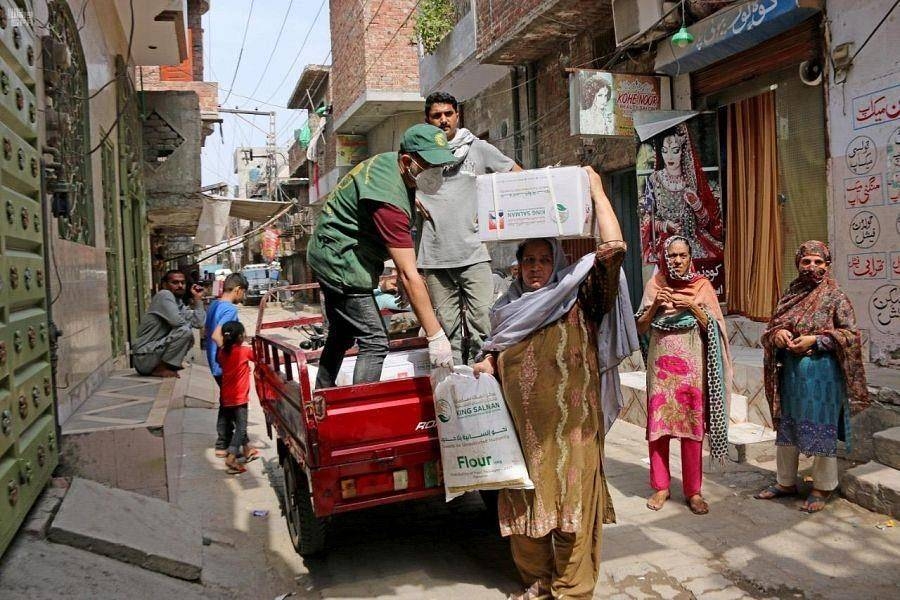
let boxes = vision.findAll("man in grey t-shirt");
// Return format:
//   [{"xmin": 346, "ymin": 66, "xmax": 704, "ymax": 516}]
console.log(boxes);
[{"xmin": 416, "ymin": 92, "xmax": 521, "ymax": 364}]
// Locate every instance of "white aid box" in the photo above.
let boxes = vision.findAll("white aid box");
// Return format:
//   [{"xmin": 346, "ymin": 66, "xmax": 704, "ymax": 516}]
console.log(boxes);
[
  {"xmin": 476, "ymin": 166, "xmax": 593, "ymax": 242},
  {"xmin": 334, "ymin": 348, "xmax": 431, "ymax": 386}
]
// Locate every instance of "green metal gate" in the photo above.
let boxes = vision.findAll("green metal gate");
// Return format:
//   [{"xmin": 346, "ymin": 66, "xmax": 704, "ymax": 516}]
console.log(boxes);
[{"xmin": 0, "ymin": 1, "xmax": 56, "ymax": 555}]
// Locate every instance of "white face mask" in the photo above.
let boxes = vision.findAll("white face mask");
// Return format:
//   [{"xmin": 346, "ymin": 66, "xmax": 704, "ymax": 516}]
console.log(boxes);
[{"xmin": 413, "ymin": 163, "xmax": 444, "ymax": 195}]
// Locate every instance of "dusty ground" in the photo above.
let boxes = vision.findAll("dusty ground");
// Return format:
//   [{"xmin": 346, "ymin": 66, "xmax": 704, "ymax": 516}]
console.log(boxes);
[{"xmin": 1, "ymin": 304, "xmax": 897, "ymax": 599}]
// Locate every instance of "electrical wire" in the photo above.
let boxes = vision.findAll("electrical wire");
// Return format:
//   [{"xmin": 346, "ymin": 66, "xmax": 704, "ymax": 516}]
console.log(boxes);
[
  {"xmin": 848, "ymin": 0, "xmax": 900, "ymax": 64},
  {"xmin": 360, "ymin": 0, "xmax": 421, "ymax": 88},
  {"xmin": 263, "ymin": 0, "xmax": 328, "ymax": 104},
  {"xmin": 205, "ymin": 8, "xmax": 218, "ymax": 81},
  {"xmin": 81, "ymin": 0, "xmax": 136, "ymax": 156},
  {"xmin": 245, "ymin": 0, "xmax": 296, "ymax": 100},
  {"xmin": 220, "ymin": 0, "xmax": 256, "ymax": 106},
  {"xmin": 302, "ymin": 0, "xmax": 393, "ymax": 106},
  {"xmin": 167, "ymin": 201, "xmax": 296, "ymax": 264}
]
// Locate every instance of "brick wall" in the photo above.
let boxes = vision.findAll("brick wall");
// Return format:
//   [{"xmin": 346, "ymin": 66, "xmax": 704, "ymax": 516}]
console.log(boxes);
[
  {"xmin": 188, "ymin": 0, "xmax": 205, "ymax": 81},
  {"xmin": 160, "ymin": 30, "xmax": 194, "ymax": 81},
  {"xmin": 138, "ymin": 67, "xmax": 218, "ymax": 115},
  {"xmin": 528, "ymin": 32, "xmax": 593, "ymax": 167},
  {"xmin": 463, "ymin": 25, "xmax": 653, "ymax": 174},
  {"xmin": 330, "ymin": 0, "xmax": 420, "ymax": 121},
  {"xmin": 159, "ymin": 0, "xmax": 205, "ymax": 82},
  {"xmin": 475, "ymin": 0, "xmax": 546, "ymax": 57},
  {"xmin": 362, "ymin": 0, "xmax": 420, "ymax": 92},
  {"xmin": 331, "ymin": 0, "xmax": 370, "ymax": 119}
]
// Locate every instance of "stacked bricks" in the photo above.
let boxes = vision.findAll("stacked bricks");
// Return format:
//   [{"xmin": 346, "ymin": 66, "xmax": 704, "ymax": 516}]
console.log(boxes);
[{"xmin": 142, "ymin": 111, "xmax": 185, "ymax": 164}]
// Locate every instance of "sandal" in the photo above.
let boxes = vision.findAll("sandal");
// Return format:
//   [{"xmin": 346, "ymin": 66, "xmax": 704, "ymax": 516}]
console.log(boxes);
[
  {"xmin": 754, "ymin": 484, "xmax": 798, "ymax": 500},
  {"xmin": 687, "ymin": 494, "xmax": 709, "ymax": 515},
  {"xmin": 800, "ymin": 491, "xmax": 830, "ymax": 513},
  {"xmin": 214, "ymin": 450, "xmax": 227, "ymax": 458},
  {"xmin": 226, "ymin": 465, "xmax": 247, "ymax": 475},
  {"xmin": 242, "ymin": 448, "xmax": 261, "ymax": 463},
  {"xmin": 646, "ymin": 490, "xmax": 670, "ymax": 511}
]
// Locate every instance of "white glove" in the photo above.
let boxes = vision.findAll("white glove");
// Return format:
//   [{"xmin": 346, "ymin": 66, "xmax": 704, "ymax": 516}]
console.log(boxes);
[{"xmin": 426, "ymin": 329, "xmax": 454, "ymax": 369}]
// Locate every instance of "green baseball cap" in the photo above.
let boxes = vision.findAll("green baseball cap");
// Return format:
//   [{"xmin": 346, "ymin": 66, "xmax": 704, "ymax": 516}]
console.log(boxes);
[{"xmin": 400, "ymin": 124, "xmax": 457, "ymax": 166}]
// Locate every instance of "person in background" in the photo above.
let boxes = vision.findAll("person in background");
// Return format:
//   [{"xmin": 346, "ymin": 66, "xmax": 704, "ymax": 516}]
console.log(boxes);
[
  {"xmin": 216, "ymin": 321, "xmax": 259, "ymax": 474},
  {"xmin": 508, "ymin": 259, "xmax": 519, "ymax": 281},
  {"xmin": 755, "ymin": 241, "xmax": 868, "ymax": 512},
  {"xmin": 416, "ymin": 91, "xmax": 522, "ymax": 365},
  {"xmin": 373, "ymin": 260, "xmax": 403, "ymax": 312},
  {"xmin": 635, "ymin": 236, "xmax": 731, "ymax": 515},
  {"xmin": 472, "ymin": 167, "xmax": 637, "ymax": 600},
  {"xmin": 205, "ymin": 273, "xmax": 248, "ymax": 458},
  {"xmin": 132, "ymin": 270, "xmax": 205, "ymax": 378},
  {"xmin": 307, "ymin": 123, "xmax": 458, "ymax": 389}
]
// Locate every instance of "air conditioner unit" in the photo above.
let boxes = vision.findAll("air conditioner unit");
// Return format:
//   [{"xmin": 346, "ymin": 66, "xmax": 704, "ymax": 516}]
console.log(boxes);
[{"xmin": 612, "ymin": 0, "xmax": 676, "ymax": 47}]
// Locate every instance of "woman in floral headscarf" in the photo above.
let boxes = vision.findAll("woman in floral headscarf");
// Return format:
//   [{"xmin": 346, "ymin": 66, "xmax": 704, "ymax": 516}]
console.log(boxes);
[
  {"xmin": 636, "ymin": 235, "xmax": 731, "ymax": 515},
  {"xmin": 755, "ymin": 241, "xmax": 868, "ymax": 513}
]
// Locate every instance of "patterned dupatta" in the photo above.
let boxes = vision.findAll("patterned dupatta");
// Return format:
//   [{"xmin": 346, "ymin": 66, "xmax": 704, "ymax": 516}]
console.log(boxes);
[
  {"xmin": 636, "ymin": 236, "xmax": 731, "ymax": 462},
  {"xmin": 762, "ymin": 241, "xmax": 869, "ymax": 421}
]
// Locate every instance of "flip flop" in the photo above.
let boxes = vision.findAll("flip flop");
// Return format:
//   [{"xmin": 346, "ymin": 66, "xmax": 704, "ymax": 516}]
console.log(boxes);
[
  {"xmin": 242, "ymin": 449, "xmax": 261, "ymax": 463},
  {"xmin": 754, "ymin": 484, "xmax": 798, "ymax": 500},
  {"xmin": 800, "ymin": 491, "xmax": 830, "ymax": 513},
  {"xmin": 226, "ymin": 465, "xmax": 247, "ymax": 475},
  {"xmin": 214, "ymin": 450, "xmax": 227, "ymax": 458}
]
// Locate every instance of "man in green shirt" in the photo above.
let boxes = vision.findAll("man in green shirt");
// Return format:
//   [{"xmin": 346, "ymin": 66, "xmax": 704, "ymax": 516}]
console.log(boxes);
[{"xmin": 307, "ymin": 124, "xmax": 457, "ymax": 388}]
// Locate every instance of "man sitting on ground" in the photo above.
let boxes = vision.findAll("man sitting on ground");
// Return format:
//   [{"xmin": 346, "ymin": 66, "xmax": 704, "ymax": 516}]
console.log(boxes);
[{"xmin": 132, "ymin": 270, "xmax": 206, "ymax": 377}]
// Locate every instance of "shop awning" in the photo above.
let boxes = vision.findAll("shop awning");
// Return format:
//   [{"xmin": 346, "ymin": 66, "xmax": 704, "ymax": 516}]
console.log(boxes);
[
  {"xmin": 200, "ymin": 194, "xmax": 293, "ymax": 221},
  {"xmin": 633, "ymin": 110, "xmax": 698, "ymax": 142},
  {"xmin": 194, "ymin": 195, "xmax": 293, "ymax": 246},
  {"xmin": 654, "ymin": 0, "xmax": 823, "ymax": 76}
]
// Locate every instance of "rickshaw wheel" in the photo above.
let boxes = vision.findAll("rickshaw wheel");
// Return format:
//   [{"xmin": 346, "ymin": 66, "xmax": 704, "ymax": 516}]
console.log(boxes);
[{"xmin": 282, "ymin": 455, "xmax": 327, "ymax": 557}]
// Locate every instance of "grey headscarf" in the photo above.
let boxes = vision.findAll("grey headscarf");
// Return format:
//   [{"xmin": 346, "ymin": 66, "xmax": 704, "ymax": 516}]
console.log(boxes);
[
  {"xmin": 483, "ymin": 238, "xmax": 640, "ymax": 433},
  {"xmin": 493, "ymin": 238, "xmax": 569, "ymax": 311}
]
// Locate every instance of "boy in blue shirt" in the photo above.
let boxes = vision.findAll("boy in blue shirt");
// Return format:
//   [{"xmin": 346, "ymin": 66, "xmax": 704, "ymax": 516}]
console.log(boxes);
[{"xmin": 205, "ymin": 273, "xmax": 248, "ymax": 457}]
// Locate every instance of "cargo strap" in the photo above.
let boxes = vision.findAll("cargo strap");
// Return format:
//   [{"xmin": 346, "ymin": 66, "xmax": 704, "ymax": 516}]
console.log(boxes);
[{"xmin": 544, "ymin": 167, "xmax": 564, "ymax": 237}]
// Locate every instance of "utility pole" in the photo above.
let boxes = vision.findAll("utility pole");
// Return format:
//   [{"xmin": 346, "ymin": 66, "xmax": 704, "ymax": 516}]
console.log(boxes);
[
  {"xmin": 217, "ymin": 107, "xmax": 278, "ymax": 201},
  {"xmin": 267, "ymin": 111, "xmax": 277, "ymax": 202}
]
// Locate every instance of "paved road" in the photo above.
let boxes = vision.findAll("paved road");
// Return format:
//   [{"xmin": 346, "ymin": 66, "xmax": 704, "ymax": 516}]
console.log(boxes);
[{"xmin": 2, "ymin": 303, "xmax": 896, "ymax": 599}]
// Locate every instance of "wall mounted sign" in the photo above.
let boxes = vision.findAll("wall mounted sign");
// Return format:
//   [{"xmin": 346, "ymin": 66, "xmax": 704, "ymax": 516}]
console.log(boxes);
[
  {"xmin": 336, "ymin": 135, "xmax": 368, "ymax": 167},
  {"xmin": 655, "ymin": 0, "xmax": 823, "ymax": 75},
  {"xmin": 569, "ymin": 70, "xmax": 670, "ymax": 137}
]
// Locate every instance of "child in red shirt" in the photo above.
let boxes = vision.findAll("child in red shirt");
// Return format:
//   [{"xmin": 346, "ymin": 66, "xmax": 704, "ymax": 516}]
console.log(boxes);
[{"xmin": 217, "ymin": 321, "xmax": 257, "ymax": 474}]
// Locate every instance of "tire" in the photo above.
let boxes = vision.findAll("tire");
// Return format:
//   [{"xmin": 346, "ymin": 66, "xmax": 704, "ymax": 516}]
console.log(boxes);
[{"xmin": 282, "ymin": 456, "xmax": 327, "ymax": 557}]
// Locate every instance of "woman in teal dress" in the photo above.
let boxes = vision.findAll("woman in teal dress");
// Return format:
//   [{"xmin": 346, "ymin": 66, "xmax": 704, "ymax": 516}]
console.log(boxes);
[{"xmin": 755, "ymin": 241, "xmax": 869, "ymax": 512}]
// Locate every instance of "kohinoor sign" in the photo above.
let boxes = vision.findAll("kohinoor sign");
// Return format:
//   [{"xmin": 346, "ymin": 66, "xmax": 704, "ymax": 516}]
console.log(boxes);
[{"xmin": 569, "ymin": 70, "xmax": 671, "ymax": 138}]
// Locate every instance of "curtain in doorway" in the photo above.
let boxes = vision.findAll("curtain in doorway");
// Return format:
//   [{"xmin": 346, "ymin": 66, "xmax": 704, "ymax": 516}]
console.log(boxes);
[{"xmin": 724, "ymin": 91, "xmax": 783, "ymax": 321}]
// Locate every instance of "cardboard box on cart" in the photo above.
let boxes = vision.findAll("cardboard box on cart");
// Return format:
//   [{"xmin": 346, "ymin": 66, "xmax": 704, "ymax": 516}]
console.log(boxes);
[
  {"xmin": 334, "ymin": 349, "xmax": 431, "ymax": 387},
  {"xmin": 476, "ymin": 166, "xmax": 594, "ymax": 242}
]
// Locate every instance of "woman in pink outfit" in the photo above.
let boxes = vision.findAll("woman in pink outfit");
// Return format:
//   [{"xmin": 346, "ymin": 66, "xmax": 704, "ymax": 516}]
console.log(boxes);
[{"xmin": 636, "ymin": 235, "xmax": 731, "ymax": 515}]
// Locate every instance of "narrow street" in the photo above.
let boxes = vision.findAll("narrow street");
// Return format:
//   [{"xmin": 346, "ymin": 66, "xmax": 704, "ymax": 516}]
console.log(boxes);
[
  {"xmin": 178, "ymin": 305, "xmax": 900, "ymax": 599},
  {"xmin": 2, "ymin": 307, "xmax": 898, "ymax": 599},
  {"xmin": 0, "ymin": 1, "xmax": 898, "ymax": 598}
]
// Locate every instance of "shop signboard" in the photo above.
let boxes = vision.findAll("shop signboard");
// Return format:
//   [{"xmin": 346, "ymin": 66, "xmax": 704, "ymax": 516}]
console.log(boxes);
[
  {"xmin": 635, "ymin": 112, "xmax": 726, "ymax": 300},
  {"xmin": 336, "ymin": 134, "xmax": 368, "ymax": 167},
  {"xmin": 833, "ymin": 81, "xmax": 900, "ymax": 361},
  {"xmin": 569, "ymin": 71, "xmax": 670, "ymax": 137},
  {"xmin": 655, "ymin": 0, "xmax": 823, "ymax": 75}
]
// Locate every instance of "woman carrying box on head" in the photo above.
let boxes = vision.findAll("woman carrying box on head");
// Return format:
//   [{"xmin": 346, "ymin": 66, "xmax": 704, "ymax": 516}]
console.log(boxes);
[{"xmin": 472, "ymin": 166, "xmax": 638, "ymax": 600}]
